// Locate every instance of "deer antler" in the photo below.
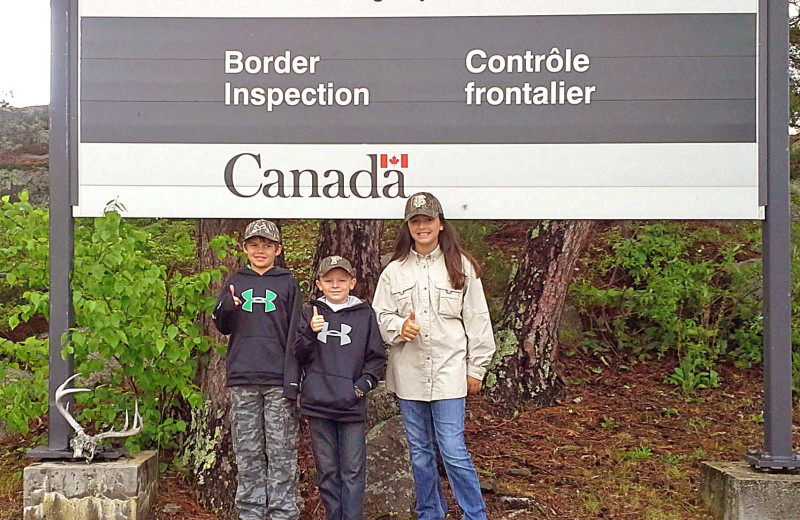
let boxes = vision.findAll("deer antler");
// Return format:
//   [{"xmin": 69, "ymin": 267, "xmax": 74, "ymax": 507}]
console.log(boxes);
[
  {"xmin": 54, "ymin": 374, "xmax": 143, "ymax": 462},
  {"xmin": 55, "ymin": 374, "xmax": 90, "ymax": 433},
  {"xmin": 95, "ymin": 401, "xmax": 142, "ymax": 440}
]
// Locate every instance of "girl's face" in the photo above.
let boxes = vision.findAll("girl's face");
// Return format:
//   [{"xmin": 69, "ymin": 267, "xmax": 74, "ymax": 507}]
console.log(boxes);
[{"xmin": 407, "ymin": 215, "xmax": 443, "ymax": 251}]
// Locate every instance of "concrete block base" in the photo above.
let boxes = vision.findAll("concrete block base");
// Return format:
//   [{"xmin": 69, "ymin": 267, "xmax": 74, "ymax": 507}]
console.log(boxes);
[
  {"xmin": 23, "ymin": 450, "xmax": 158, "ymax": 520},
  {"xmin": 701, "ymin": 461, "xmax": 800, "ymax": 520}
]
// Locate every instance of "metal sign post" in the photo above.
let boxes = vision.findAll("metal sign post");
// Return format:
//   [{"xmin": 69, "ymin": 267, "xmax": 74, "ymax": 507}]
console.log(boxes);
[
  {"xmin": 744, "ymin": 0, "xmax": 800, "ymax": 470},
  {"xmin": 28, "ymin": 0, "xmax": 76, "ymax": 459}
]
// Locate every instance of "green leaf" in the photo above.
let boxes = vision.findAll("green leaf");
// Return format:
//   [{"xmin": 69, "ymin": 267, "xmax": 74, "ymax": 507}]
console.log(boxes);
[{"xmin": 167, "ymin": 325, "xmax": 179, "ymax": 340}]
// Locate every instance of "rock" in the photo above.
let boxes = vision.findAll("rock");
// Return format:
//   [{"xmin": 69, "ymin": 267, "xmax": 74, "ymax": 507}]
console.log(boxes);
[
  {"xmin": 365, "ymin": 415, "xmax": 415, "ymax": 519},
  {"xmin": 161, "ymin": 502, "xmax": 181, "ymax": 515},
  {"xmin": 505, "ymin": 467, "xmax": 533, "ymax": 478},
  {"xmin": 366, "ymin": 381, "xmax": 400, "ymax": 431},
  {"xmin": 479, "ymin": 478, "xmax": 498, "ymax": 494},
  {"xmin": 500, "ymin": 496, "xmax": 555, "ymax": 517},
  {"xmin": 83, "ymin": 354, "xmax": 122, "ymax": 388},
  {"xmin": 5, "ymin": 367, "xmax": 33, "ymax": 382},
  {"xmin": 558, "ymin": 303, "xmax": 583, "ymax": 346}
]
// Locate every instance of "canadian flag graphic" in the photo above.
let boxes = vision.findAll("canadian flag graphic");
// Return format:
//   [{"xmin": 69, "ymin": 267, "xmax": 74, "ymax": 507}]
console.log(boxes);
[{"xmin": 380, "ymin": 154, "xmax": 409, "ymax": 169}]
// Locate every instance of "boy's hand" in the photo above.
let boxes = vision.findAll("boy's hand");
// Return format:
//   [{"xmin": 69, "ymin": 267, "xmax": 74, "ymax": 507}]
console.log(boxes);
[
  {"xmin": 467, "ymin": 376, "xmax": 483, "ymax": 395},
  {"xmin": 401, "ymin": 311, "xmax": 420, "ymax": 342},
  {"xmin": 229, "ymin": 285, "xmax": 242, "ymax": 306},
  {"xmin": 310, "ymin": 306, "xmax": 326, "ymax": 333}
]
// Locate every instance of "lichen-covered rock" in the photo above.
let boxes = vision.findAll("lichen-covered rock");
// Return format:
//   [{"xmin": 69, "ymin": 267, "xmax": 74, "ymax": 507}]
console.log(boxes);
[
  {"xmin": 365, "ymin": 415, "xmax": 415, "ymax": 519},
  {"xmin": 557, "ymin": 303, "xmax": 584, "ymax": 347},
  {"xmin": 366, "ymin": 381, "xmax": 400, "ymax": 431}
]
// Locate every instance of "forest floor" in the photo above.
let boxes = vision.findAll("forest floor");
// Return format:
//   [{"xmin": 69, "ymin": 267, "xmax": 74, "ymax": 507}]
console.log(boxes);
[{"xmin": 1, "ymin": 351, "xmax": 787, "ymax": 520}]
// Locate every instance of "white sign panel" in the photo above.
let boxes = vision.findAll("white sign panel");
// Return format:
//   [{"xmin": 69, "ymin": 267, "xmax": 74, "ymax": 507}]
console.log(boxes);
[{"xmin": 75, "ymin": 1, "xmax": 761, "ymax": 219}]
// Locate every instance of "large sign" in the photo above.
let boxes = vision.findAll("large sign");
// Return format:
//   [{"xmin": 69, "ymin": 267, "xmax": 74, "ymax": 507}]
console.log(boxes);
[{"xmin": 76, "ymin": 0, "xmax": 760, "ymax": 219}]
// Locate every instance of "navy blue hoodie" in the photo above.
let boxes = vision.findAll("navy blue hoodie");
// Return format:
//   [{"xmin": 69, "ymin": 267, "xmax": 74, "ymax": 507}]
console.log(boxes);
[
  {"xmin": 293, "ymin": 298, "xmax": 386, "ymax": 422},
  {"xmin": 212, "ymin": 266, "xmax": 302, "ymax": 398}
]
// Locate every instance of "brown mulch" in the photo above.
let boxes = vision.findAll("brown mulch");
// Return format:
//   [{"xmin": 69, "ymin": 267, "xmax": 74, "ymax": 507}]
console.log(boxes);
[
  {"xmin": 1, "ymin": 353, "xmax": 783, "ymax": 520},
  {"xmin": 150, "ymin": 472, "xmax": 218, "ymax": 520},
  {"xmin": 467, "ymin": 353, "xmax": 769, "ymax": 520}
]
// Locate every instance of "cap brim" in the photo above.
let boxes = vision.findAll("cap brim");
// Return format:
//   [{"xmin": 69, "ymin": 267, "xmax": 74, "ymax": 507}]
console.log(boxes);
[
  {"xmin": 244, "ymin": 233, "xmax": 280, "ymax": 242},
  {"xmin": 404, "ymin": 209, "xmax": 440, "ymax": 222},
  {"xmin": 318, "ymin": 266, "xmax": 355, "ymax": 278}
]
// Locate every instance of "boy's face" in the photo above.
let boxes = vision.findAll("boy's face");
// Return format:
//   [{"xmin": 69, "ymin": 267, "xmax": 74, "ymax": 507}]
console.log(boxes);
[
  {"xmin": 316, "ymin": 268, "xmax": 356, "ymax": 304},
  {"xmin": 243, "ymin": 237, "xmax": 281, "ymax": 271}
]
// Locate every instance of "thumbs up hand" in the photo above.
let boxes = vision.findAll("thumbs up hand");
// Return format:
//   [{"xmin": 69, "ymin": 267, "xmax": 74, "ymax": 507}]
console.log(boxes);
[
  {"xmin": 229, "ymin": 285, "xmax": 242, "ymax": 306},
  {"xmin": 401, "ymin": 310, "xmax": 421, "ymax": 342},
  {"xmin": 310, "ymin": 306, "xmax": 326, "ymax": 333}
]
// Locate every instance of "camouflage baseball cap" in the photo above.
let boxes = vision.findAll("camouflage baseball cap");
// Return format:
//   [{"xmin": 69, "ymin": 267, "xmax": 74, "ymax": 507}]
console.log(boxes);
[
  {"xmin": 243, "ymin": 219, "xmax": 281, "ymax": 243},
  {"xmin": 404, "ymin": 192, "xmax": 443, "ymax": 221},
  {"xmin": 317, "ymin": 255, "xmax": 356, "ymax": 278}
]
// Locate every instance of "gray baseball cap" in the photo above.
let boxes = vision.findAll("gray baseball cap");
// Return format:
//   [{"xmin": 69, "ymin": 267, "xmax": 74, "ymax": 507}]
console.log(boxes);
[
  {"xmin": 317, "ymin": 255, "xmax": 356, "ymax": 278},
  {"xmin": 243, "ymin": 219, "xmax": 281, "ymax": 243},
  {"xmin": 404, "ymin": 192, "xmax": 444, "ymax": 221}
]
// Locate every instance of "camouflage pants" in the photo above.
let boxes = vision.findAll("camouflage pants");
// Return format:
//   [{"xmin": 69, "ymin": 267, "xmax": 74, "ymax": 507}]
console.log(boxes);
[{"xmin": 230, "ymin": 385, "xmax": 300, "ymax": 520}]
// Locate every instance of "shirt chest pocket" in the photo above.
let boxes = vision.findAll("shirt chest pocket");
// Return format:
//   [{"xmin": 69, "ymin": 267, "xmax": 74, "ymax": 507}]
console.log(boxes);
[
  {"xmin": 435, "ymin": 283, "xmax": 463, "ymax": 318},
  {"xmin": 390, "ymin": 281, "xmax": 415, "ymax": 316}
]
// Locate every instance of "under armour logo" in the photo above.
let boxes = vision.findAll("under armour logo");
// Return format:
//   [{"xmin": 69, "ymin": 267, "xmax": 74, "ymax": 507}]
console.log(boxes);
[
  {"xmin": 241, "ymin": 289, "xmax": 277, "ymax": 312},
  {"xmin": 317, "ymin": 323, "xmax": 352, "ymax": 346}
]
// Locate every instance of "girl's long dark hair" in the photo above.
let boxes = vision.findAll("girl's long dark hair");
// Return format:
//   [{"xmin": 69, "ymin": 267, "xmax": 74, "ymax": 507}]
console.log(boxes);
[{"xmin": 390, "ymin": 216, "xmax": 481, "ymax": 290}]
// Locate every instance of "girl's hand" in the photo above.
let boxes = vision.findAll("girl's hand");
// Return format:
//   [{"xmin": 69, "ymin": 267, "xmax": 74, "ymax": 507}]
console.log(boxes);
[
  {"xmin": 310, "ymin": 306, "xmax": 326, "ymax": 333},
  {"xmin": 467, "ymin": 376, "xmax": 483, "ymax": 395},
  {"xmin": 229, "ymin": 285, "xmax": 242, "ymax": 306},
  {"xmin": 401, "ymin": 311, "xmax": 420, "ymax": 342}
]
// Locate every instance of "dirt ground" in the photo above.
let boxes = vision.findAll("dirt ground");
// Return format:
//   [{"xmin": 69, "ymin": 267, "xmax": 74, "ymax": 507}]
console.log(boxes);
[{"xmin": 2, "ymin": 352, "xmax": 786, "ymax": 520}]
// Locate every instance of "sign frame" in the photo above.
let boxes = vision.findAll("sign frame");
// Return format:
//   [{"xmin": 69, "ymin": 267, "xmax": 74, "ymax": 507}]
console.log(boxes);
[{"xmin": 32, "ymin": 0, "xmax": 797, "ymax": 470}]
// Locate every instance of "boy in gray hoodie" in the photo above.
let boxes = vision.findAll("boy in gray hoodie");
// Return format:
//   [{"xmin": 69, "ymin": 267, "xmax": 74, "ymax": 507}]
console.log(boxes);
[{"xmin": 293, "ymin": 256, "xmax": 386, "ymax": 520}]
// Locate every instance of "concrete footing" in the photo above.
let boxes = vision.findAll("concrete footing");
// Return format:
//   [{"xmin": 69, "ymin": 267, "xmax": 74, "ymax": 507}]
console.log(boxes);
[
  {"xmin": 23, "ymin": 450, "xmax": 158, "ymax": 520},
  {"xmin": 700, "ymin": 461, "xmax": 800, "ymax": 520}
]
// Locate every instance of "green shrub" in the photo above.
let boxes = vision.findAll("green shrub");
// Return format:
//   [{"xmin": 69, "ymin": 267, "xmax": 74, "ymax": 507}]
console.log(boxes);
[
  {"xmin": 571, "ymin": 222, "xmax": 763, "ymax": 395},
  {"xmin": 574, "ymin": 212, "xmax": 800, "ymax": 398},
  {"xmin": 0, "ymin": 194, "xmax": 223, "ymax": 453}
]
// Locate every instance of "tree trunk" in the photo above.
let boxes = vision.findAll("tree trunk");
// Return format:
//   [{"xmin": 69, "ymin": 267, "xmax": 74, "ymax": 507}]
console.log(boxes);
[
  {"xmin": 187, "ymin": 218, "xmax": 251, "ymax": 519},
  {"xmin": 310, "ymin": 220, "xmax": 384, "ymax": 302},
  {"xmin": 487, "ymin": 220, "xmax": 595, "ymax": 412}
]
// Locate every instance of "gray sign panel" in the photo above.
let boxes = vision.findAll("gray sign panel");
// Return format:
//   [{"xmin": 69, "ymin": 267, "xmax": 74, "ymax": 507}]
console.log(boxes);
[{"xmin": 80, "ymin": 14, "xmax": 756, "ymax": 144}]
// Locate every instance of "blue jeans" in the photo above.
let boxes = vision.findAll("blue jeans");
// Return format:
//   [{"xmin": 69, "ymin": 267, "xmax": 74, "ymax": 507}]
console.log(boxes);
[
  {"xmin": 308, "ymin": 418, "xmax": 366, "ymax": 520},
  {"xmin": 398, "ymin": 398, "xmax": 488, "ymax": 520}
]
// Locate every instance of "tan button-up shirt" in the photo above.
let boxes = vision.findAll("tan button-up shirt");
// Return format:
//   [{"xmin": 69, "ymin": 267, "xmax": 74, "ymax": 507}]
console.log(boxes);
[{"xmin": 372, "ymin": 246, "xmax": 496, "ymax": 401}]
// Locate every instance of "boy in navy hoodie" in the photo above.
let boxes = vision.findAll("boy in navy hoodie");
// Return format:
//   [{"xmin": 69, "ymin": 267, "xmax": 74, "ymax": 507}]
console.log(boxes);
[
  {"xmin": 294, "ymin": 256, "xmax": 386, "ymax": 520},
  {"xmin": 212, "ymin": 219, "xmax": 302, "ymax": 520}
]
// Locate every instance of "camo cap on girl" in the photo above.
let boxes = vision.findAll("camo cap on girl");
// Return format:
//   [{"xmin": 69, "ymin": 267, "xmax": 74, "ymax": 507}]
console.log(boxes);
[{"xmin": 404, "ymin": 192, "xmax": 443, "ymax": 221}]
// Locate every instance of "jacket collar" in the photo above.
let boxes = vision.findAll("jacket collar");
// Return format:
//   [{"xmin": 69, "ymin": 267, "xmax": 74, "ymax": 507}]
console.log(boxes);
[{"xmin": 410, "ymin": 245, "xmax": 442, "ymax": 262}]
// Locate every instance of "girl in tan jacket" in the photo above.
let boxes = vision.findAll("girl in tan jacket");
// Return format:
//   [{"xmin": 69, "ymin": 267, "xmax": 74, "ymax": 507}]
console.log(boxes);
[{"xmin": 372, "ymin": 192, "xmax": 496, "ymax": 520}]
